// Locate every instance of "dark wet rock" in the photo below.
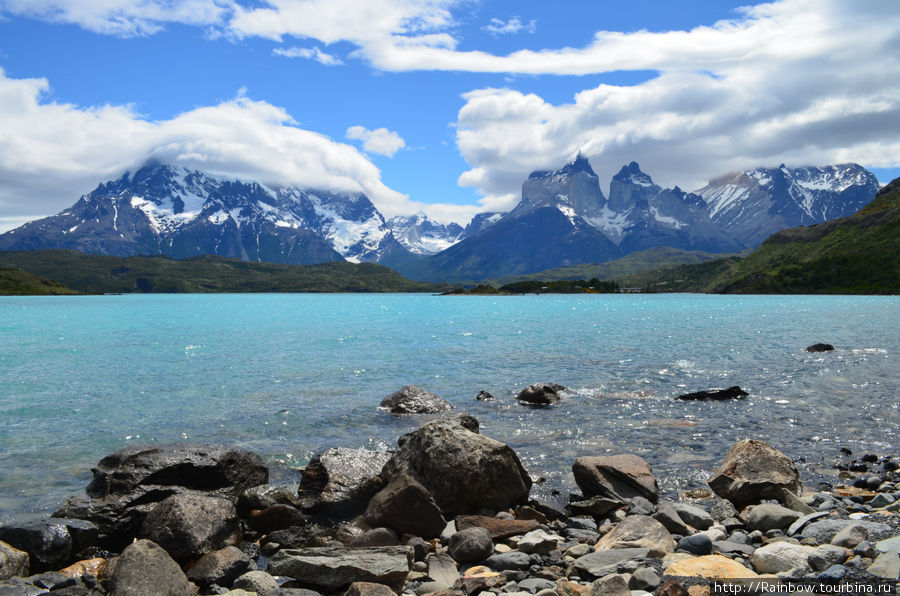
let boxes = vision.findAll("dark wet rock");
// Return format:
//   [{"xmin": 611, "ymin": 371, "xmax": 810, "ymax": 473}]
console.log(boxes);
[
  {"xmin": 106, "ymin": 539, "xmax": 193, "ymax": 596},
  {"xmin": 267, "ymin": 546, "xmax": 412, "ymax": 593},
  {"xmin": 572, "ymin": 454, "xmax": 659, "ymax": 504},
  {"xmin": 516, "ymin": 383, "xmax": 565, "ymax": 407},
  {"xmin": 379, "ymin": 385, "xmax": 452, "ymax": 414},
  {"xmin": 676, "ymin": 533, "xmax": 712, "ymax": 555},
  {"xmin": 350, "ymin": 528, "xmax": 400, "ymax": 548},
  {"xmin": 652, "ymin": 502, "xmax": 690, "ymax": 536},
  {"xmin": 238, "ymin": 484, "xmax": 303, "ymax": 517},
  {"xmin": 185, "ymin": 545, "xmax": 252, "ymax": 588},
  {"xmin": 364, "ymin": 473, "xmax": 446, "ymax": 539},
  {"xmin": 747, "ymin": 503, "xmax": 802, "ymax": 532},
  {"xmin": 455, "ymin": 515, "xmax": 538, "ymax": 540},
  {"xmin": 233, "ymin": 569, "xmax": 280, "ymax": 594},
  {"xmin": 447, "ymin": 527, "xmax": 493, "ymax": 564},
  {"xmin": 381, "ymin": 421, "xmax": 531, "ymax": 517},
  {"xmin": 475, "ymin": 391, "xmax": 494, "ymax": 401},
  {"xmin": 139, "ymin": 493, "xmax": 240, "ymax": 563},
  {"xmin": 595, "ymin": 515, "xmax": 674, "ymax": 557},
  {"xmin": 0, "ymin": 540, "xmax": 29, "ymax": 580},
  {"xmin": 572, "ymin": 547, "xmax": 650, "ymax": 579},
  {"xmin": 266, "ymin": 522, "xmax": 338, "ymax": 549},
  {"xmin": 676, "ymin": 386, "xmax": 748, "ymax": 401},
  {"xmin": 818, "ymin": 564, "xmax": 848, "ymax": 581},
  {"xmin": 670, "ymin": 502, "xmax": 713, "ymax": 530},
  {"xmin": 806, "ymin": 343, "xmax": 835, "ymax": 352},
  {"xmin": 485, "ymin": 551, "xmax": 531, "ymax": 571},
  {"xmin": 448, "ymin": 412, "xmax": 480, "ymax": 433},
  {"xmin": 298, "ymin": 448, "xmax": 390, "ymax": 518},
  {"xmin": 707, "ymin": 439, "xmax": 802, "ymax": 508},
  {"xmin": 249, "ymin": 504, "xmax": 306, "ymax": 533},
  {"xmin": 0, "ymin": 517, "xmax": 90, "ymax": 573}
]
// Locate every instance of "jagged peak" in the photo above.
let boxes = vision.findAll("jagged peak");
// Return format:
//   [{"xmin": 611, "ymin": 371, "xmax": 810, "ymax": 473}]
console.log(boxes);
[
  {"xmin": 612, "ymin": 161, "xmax": 654, "ymax": 187},
  {"xmin": 528, "ymin": 153, "xmax": 597, "ymax": 180}
]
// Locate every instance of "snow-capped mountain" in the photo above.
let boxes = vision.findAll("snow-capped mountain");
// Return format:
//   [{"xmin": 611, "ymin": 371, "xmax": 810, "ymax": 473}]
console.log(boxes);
[
  {"xmin": 0, "ymin": 163, "xmax": 410, "ymax": 265},
  {"xmin": 696, "ymin": 163, "xmax": 880, "ymax": 247},
  {"xmin": 386, "ymin": 214, "xmax": 464, "ymax": 255}
]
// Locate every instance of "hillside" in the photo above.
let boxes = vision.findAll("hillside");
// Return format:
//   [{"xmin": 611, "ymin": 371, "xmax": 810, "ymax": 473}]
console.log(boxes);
[
  {"xmin": 0, "ymin": 267, "xmax": 80, "ymax": 295},
  {"xmin": 0, "ymin": 250, "xmax": 443, "ymax": 294}
]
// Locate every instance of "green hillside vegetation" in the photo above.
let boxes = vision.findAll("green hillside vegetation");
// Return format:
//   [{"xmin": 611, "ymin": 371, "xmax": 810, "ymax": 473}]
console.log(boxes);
[
  {"xmin": 446, "ymin": 278, "xmax": 620, "ymax": 295},
  {"xmin": 619, "ymin": 177, "xmax": 900, "ymax": 294},
  {"xmin": 0, "ymin": 266, "xmax": 80, "ymax": 295},
  {"xmin": 0, "ymin": 250, "xmax": 444, "ymax": 294}
]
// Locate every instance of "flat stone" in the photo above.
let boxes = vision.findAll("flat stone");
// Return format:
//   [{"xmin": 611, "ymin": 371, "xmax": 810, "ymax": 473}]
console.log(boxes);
[
  {"xmin": 830, "ymin": 523, "xmax": 869, "ymax": 549},
  {"xmin": 485, "ymin": 551, "xmax": 531, "ymax": 571},
  {"xmin": 572, "ymin": 455, "xmax": 659, "ymax": 504},
  {"xmin": 664, "ymin": 554, "xmax": 759, "ymax": 579},
  {"xmin": 868, "ymin": 552, "xmax": 900, "ymax": 580},
  {"xmin": 426, "ymin": 553, "xmax": 460, "ymax": 589},
  {"xmin": 267, "ymin": 546, "xmax": 412, "ymax": 593},
  {"xmin": 595, "ymin": 515, "xmax": 674, "ymax": 558},
  {"xmin": 518, "ymin": 529, "xmax": 561, "ymax": 555},
  {"xmin": 747, "ymin": 503, "xmax": 802, "ymax": 532},
  {"xmin": 572, "ymin": 547, "xmax": 650, "ymax": 579},
  {"xmin": 671, "ymin": 503, "xmax": 713, "ymax": 530},
  {"xmin": 750, "ymin": 542, "xmax": 818, "ymax": 574},
  {"xmin": 712, "ymin": 541, "xmax": 755, "ymax": 556},
  {"xmin": 800, "ymin": 519, "xmax": 892, "ymax": 544},
  {"xmin": 455, "ymin": 515, "xmax": 538, "ymax": 540},
  {"xmin": 786, "ymin": 512, "xmax": 830, "ymax": 536}
]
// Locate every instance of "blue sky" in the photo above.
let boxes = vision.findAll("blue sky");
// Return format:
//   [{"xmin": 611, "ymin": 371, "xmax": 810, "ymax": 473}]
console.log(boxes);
[{"xmin": 0, "ymin": 0, "xmax": 898, "ymax": 232}]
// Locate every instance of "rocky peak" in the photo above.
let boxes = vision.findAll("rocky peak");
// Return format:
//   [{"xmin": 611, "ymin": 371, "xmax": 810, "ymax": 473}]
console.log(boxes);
[
  {"xmin": 612, "ymin": 161, "xmax": 654, "ymax": 187},
  {"xmin": 528, "ymin": 153, "xmax": 597, "ymax": 180}
]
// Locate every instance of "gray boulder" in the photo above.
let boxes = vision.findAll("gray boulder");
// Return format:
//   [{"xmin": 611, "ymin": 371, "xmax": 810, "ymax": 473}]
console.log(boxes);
[
  {"xmin": 0, "ymin": 517, "xmax": 96, "ymax": 573},
  {"xmin": 484, "ymin": 551, "xmax": 531, "ymax": 571},
  {"xmin": 516, "ymin": 383, "xmax": 565, "ymax": 406},
  {"xmin": 380, "ymin": 421, "xmax": 531, "ymax": 517},
  {"xmin": 364, "ymin": 474, "xmax": 446, "ymax": 539},
  {"xmin": 0, "ymin": 540, "xmax": 29, "ymax": 580},
  {"xmin": 425, "ymin": 552, "xmax": 460, "ymax": 589},
  {"xmin": 106, "ymin": 539, "xmax": 193, "ymax": 596},
  {"xmin": 267, "ymin": 546, "xmax": 412, "ymax": 592},
  {"xmin": 670, "ymin": 502, "xmax": 713, "ymax": 530},
  {"xmin": 379, "ymin": 386, "xmax": 452, "ymax": 414},
  {"xmin": 800, "ymin": 519, "xmax": 892, "ymax": 544},
  {"xmin": 751, "ymin": 542, "xmax": 818, "ymax": 574},
  {"xmin": 676, "ymin": 534, "xmax": 712, "ymax": 555},
  {"xmin": 707, "ymin": 439, "xmax": 801, "ymax": 508},
  {"xmin": 595, "ymin": 515, "xmax": 674, "ymax": 558},
  {"xmin": 298, "ymin": 448, "xmax": 390, "ymax": 518},
  {"xmin": 652, "ymin": 502, "xmax": 690, "ymax": 535},
  {"xmin": 185, "ymin": 545, "xmax": 252, "ymax": 588},
  {"xmin": 589, "ymin": 574, "xmax": 630, "ymax": 596},
  {"xmin": 447, "ymin": 527, "xmax": 493, "ymax": 563},
  {"xmin": 573, "ymin": 547, "xmax": 650, "ymax": 579},
  {"xmin": 572, "ymin": 454, "xmax": 659, "ymax": 504},
  {"xmin": 233, "ymin": 570, "xmax": 280, "ymax": 594},
  {"xmin": 238, "ymin": 484, "xmax": 303, "ymax": 516},
  {"xmin": 747, "ymin": 503, "xmax": 802, "ymax": 532},
  {"xmin": 139, "ymin": 493, "xmax": 240, "ymax": 563}
]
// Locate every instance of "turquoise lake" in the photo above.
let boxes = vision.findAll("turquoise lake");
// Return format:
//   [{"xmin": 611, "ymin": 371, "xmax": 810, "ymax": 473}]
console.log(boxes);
[{"xmin": 1, "ymin": 293, "xmax": 897, "ymax": 519}]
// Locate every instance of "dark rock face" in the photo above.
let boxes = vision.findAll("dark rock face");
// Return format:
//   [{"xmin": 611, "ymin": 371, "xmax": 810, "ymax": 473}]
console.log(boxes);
[
  {"xmin": 676, "ymin": 386, "xmax": 749, "ymax": 401},
  {"xmin": 572, "ymin": 454, "xmax": 659, "ymax": 504},
  {"xmin": 379, "ymin": 385, "xmax": 452, "ymax": 414},
  {"xmin": 267, "ymin": 546, "xmax": 412, "ymax": 593},
  {"xmin": 363, "ymin": 473, "xmax": 446, "ymax": 539},
  {"xmin": 298, "ymin": 448, "xmax": 390, "ymax": 518},
  {"xmin": 806, "ymin": 343, "xmax": 835, "ymax": 352},
  {"xmin": 381, "ymin": 421, "xmax": 532, "ymax": 517},
  {"xmin": 707, "ymin": 439, "xmax": 802, "ymax": 508},
  {"xmin": 0, "ymin": 518, "xmax": 96, "ymax": 573},
  {"xmin": 475, "ymin": 390, "xmax": 494, "ymax": 401},
  {"xmin": 0, "ymin": 540, "xmax": 29, "ymax": 579},
  {"xmin": 248, "ymin": 504, "xmax": 306, "ymax": 533},
  {"xmin": 53, "ymin": 443, "xmax": 266, "ymax": 550},
  {"xmin": 185, "ymin": 545, "xmax": 252, "ymax": 589},
  {"xmin": 139, "ymin": 493, "xmax": 240, "ymax": 563},
  {"xmin": 106, "ymin": 539, "xmax": 193, "ymax": 596},
  {"xmin": 516, "ymin": 383, "xmax": 565, "ymax": 407},
  {"xmin": 447, "ymin": 527, "xmax": 493, "ymax": 564},
  {"xmin": 455, "ymin": 515, "xmax": 539, "ymax": 540}
]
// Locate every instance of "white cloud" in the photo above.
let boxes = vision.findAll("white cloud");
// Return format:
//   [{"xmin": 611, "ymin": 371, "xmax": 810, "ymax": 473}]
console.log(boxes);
[
  {"xmin": 483, "ymin": 17, "xmax": 535, "ymax": 36},
  {"xmin": 272, "ymin": 45, "xmax": 343, "ymax": 66},
  {"xmin": 346, "ymin": 125, "xmax": 406, "ymax": 157},
  {"xmin": 0, "ymin": 67, "xmax": 434, "ymax": 231}
]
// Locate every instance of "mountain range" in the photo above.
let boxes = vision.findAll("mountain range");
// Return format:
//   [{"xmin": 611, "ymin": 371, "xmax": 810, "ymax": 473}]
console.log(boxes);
[{"xmin": 0, "ymin": 157, "xmax": 880, "ymax": 281}]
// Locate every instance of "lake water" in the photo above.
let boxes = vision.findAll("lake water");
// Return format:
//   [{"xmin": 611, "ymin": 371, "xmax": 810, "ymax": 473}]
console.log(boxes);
[{"xmin": 1, "ymin": 293, "xmax": 897, "ymax": 519}]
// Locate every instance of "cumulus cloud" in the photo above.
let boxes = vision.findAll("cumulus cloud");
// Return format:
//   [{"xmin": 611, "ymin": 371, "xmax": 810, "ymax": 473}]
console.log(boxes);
[
  {"xmin": 345, "ymin": 125, "xmax": 406, "ymax": 157},
  {"xmin": 483, "ymin": 17, "xmax": 536, "ymax": 36},
  {"xmin": 0, "ymin": 68, "xmax": 435, "ymax": 231},
  {"xmin": 272, "ymin": 45, "xmax": 343, "ymax": 65}
]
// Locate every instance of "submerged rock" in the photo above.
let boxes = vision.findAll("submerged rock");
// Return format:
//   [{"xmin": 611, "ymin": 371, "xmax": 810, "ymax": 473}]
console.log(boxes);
[
  {"xmin": 676, "ymin": 386, "xmax": 748, "ymax": 401},
  {"xmin": 707, "ymin": 439, "xmax": 801, "ymax": 508},
  {"xmin": 806, "ymin": 343, "xmax": 835, "ymax": 352},
  {"xmin": 379, "ymin": 385, "xmax": 452, "ymax": 414},
  {"xmin": 516, "ymin": 383, "xmax": 565, "ymax": 406}
]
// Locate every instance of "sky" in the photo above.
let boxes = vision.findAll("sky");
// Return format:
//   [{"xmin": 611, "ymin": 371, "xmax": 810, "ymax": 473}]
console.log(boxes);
[{"xmin": 0, "ymin": 0, "xmax": 898, "ymax": 233}]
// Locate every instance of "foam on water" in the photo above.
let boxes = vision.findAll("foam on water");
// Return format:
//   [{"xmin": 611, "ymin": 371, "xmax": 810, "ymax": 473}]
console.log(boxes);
[{"xmin": 0, "ymin": 293, "xmax": 897, "ymax": 519}]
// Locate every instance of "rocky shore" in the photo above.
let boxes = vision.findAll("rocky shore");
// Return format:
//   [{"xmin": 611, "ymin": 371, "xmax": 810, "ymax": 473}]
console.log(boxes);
[{"xmin": 1, "ymin": 407, "xmax": 898, "ymax": 595}]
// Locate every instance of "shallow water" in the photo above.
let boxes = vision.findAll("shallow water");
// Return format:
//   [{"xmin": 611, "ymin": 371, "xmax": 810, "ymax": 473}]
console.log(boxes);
[{"xmin": 1, "ymin": 293, "xmax": 897, "ymax": 518}]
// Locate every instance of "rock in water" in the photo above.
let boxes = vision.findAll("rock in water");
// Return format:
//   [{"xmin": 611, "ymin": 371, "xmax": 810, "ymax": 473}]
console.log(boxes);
[
  {"xmin": 379, "ymin": 385, "xmax": 452, "ymax": 414},
  {"xmin": 806, "ymin": 343, "xmax": 835, "ymax": 352},
  {"xmin": 707, "ymin": 439, "xmax": 801, "ymax": 508},
  {"xmin": 676, "ymin": 386, "xmax": 748, "ymax": 401},
  {"xmin": 363, "ymin": 473, "xmax": 446, "ymax": 539},
  {"xmin": 572, "ymin": 454, "xmax": 659, "ymax": 504},
  {"xmin": 267, "ymin": 546, "xmax": 412, "ymax": 592},
  {"xmin": 298, "ymin": 447, "xmax": 390, "ymax": 518},
  {"xmin": 516, "ymin": 383, "xmax": 565, "ymax": 406},
  {"xmin": 380, "ymin": 421, "xmax": 531, "ymax": 517},
  {"xmin": 106, "ymin": 539, "xmax": 192, "ymax": 596}
]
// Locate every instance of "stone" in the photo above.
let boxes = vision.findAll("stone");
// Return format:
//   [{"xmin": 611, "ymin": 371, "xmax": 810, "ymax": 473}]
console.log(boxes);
[
  {"xmin": 453, "ymin": 568, "xmax": 505, "ymax": 593},
  {"xmin": 237, "ymin": 484, "xmax": 303, "ymax": 516},
  {"xmin": 59, "ymin": 557, "xmax": 107, "ymax": 579},
  {"xmin": 831, "ymin": 524, "xmax": 868, "ymax": 548},
  {"xmin": 379, "ymin": 385, "xmax": 452, "ymax": 414},
  {"xmin": 364, "ymin": 473, "xmax": 446, "ymax": 539},
  {"xmin": 0, "ymin": 517, "xmax": 83, "ymax": 573},
  {"xmin": 800, "ymin": 519, "xmax": 891, "ymax": 544},
  {"xmin": 0, "ymin": 540, "xmax": 29, "ymax": 580},
  {"xmin": 484, "ymin": 551, "xmax": 531, "ymax": 571},
  {"xmin": 564, "ymin": 528, "xmax": 600, "ymax": 544},
  {"xmin": 298, "ymin": 448, "xmax": 390, "ymax": 518},
  {"xmin": 267, "ymin": 546, "xmax": 412, "ymax": 593},
  {"xmin": 786, "ymin": 511, "xmax": 830, "ymax": 536},
  {"xmin": 139, "ymin": 493, "xmax": 239, "ymax": 563},
  {"xmin": 876, "ymin": 536, "xmax": 900, "ymax": 555},
  {"xmin": 806, "ymin": 343, "xmax": 835, "ymax": 352},
  {"xmin": 676, "ymin": 534, "xmax": 712, "ymax": 556},
  {"xmin": 664, "ymin": 555, "xmax": 759, "ymax": 579},
  {"xmin": 658, "ymin": 579, "xmax": 691, "ymax": 596},
  {"xmin": 517, "ymin": 529, "xmax": 561, "ymax": 555},
  {"xmin": 670, "ymin": 503, "xmax": 713, "ymax": 530},
  {"xmin": 676, "ymin": 386, "xmax": 748, "ymax": 401},
  {"xmin": 106, "ymin": 539, "xmax": 193, "ymax": 596},
  {"xmin": 380, "ymin": 421, "xmax": 532, "ymax": 517},
  {"xmin": 448, "ymin": 527, "xmax": 493, "ymax": 564},
  {"xmin": 515, "ymin": 383, "xmax": 565, "ymax": 406},
  {"xmin": 595, "ymin": 515, "xmax": 674, "ymax": 558},
  {"xmin": 344, "ymin": 581, "xmax": 398, "ymax": 596},
  {"xmin": 455, "ymin": 515, "xmax": 539, "ymax": 540},
  {"xmin": 572, "ymin": 454, "xmax": 659, "ymax": 504},
  {"xmin": 233, "ymin": 570, "xmax": 280, "ymax": 594},
  {"xmin": 476, "ymin": 391, "xmax": 494, "ymax": 401},
  {"xmin": 812, "ymin": 544, "xmax": 848, "ymax": 571},
  {"xmin": 351, "ymin": 528, "xmax": 400, "ymax": 547},
  {"xmin": 568, "ymin": 496, "xmax": 623, "ymax": 518},
  {"xmin": 868, "ymin": 552, "xmax": 900, "ymax": 579},
  {"xmin": 654, "ymin": 502, "xmax": 690, "ymax": 535},
  {"xmin": 712, "ymin": 541, "xmax": 755, "ymax": 556},
  {"xmin": 426, "ymin": 553, "xmax": 460, "ymax": 589},
  {"xmin": 519, "ymin": 577, "xmax": 557, "ymax": 594},
  {"xmin": 572, "ymin": 548, "xmax": 650, "ymax": 579},
  {"xmin": 54, "ymin": 443, "xmax": 267, "ymax": 550},
  {"xmin": 588, "ymin": 574, "xmax": 630, "ymax": 596},
  {"xmin": 186, "ymin": 545, "xmax": 252, "ymax": 588},
  {"xmin": 630, "ymin": 566, "xmax": 660, "ymax": 591},
  {"xmin": 870, "ymin": 493, "xmax": 896, "ymax": 508},
  {"xmin": 707, "ymin": 439, "xmax": 802, "ymax": 508},
  {"xmin": 249, "ymin": 504, "xmax": 306, "ymax": 533},
  {"xmin": 747, "ymin": 503, "xmax": 802, "ymax": 532},
  {"xmin": 750, "ymin": 542, "xmax": 818, "ymax": 574},
  {"xmin": 627, "ymin": 496, "xmax": 657, "ymax": 516}
]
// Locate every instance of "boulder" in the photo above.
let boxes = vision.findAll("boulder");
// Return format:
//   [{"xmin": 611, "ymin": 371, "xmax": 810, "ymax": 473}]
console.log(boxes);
[
  {"xmin": 670, "ymin": 503, "xmax": 713, "ymax": 530},
  {"xmin": 516, "ymin": 383, "xmax": 565, "ymax": 406},
  {"xmin": 54, "ymin": 443, "xmax": 267, "ymax": 549},
  {"xmin": 350, "ymin": 528, "xmax": 400, "ymax": 548},
  {"xmin": 455, "ymin": 515, "xmax": 539, "ymax": 540},
  {"xmin": 380, "ymin": 421, "xmax": 531, "ymax": 517},
  {"xmin": 364, "ymin": 474, "xmax": 446, "ymax": 539},
  {"xmin": 806, "ymin": 343, "xmax": 835, "ymax": 352},
  {"xmin": 664, "ymin": 554, "xmax": 759, "ymax": 579},
  {"xmin": 676, "ymin": 534, "xmax": 712, "ymax": 556},
  {"xmin": 425, "ymin": 552, "xmax": 460, "ymax": 589},
  {"xmin": 831, "ymin": 524, "xmax": 869, "ymax": 549},
  {"xmin": 476, "ymin": 391, "xmax": 494, "ymax": 401},
  {"xmin": 0, "ymin": 540, "xmax": 29, "ymax": 580},
  {"xmin": 485, "ymin": 551, "xmax": 532, "ymax": 571},
  {"xmin": 139, "ymin": 493, "xmax": 240, "ymax": 563},
  {"xmin": 233, "ymin": 570, "xmax": 280, "ymax": 594},
  {"xmin": 800, "ymin": 518, "xmax": 891, "ymax": 544},
  {"xmin": 750, "ymin": 542, "xmax": 818, "ymax": 574},
  {"xmin": 572, "ymin": 548, "xmax": 650, "ymax": 579},
  {"xmin": 572, "ymin": 454, "xmax": 659, "ymax": 504},
  {"xmin": 249, "ymin": 504, "xmax": 306, "ymax": 533},
  {"xmin": 676, "ymin": 386, "xmax": 748, "ymax": 401},
  {"xmin": 595, "ymin": 515, "xmax": 674, "ymax": 558},
  {"xmin": 267, "ymin": 546, "xmax": 412, "ymax": 592},
  {"xmin": 59, "ymin": 557, "xmax": 108, "ymax": 579},
  {"xmin": 298, "ymin": 448, "xmax": 390, "ymax": 518},
  {"xmin": 447, "ymin": 527, "xmax": 493, "ymax": 564},
  {"xmin": 344, "ymin": 581, "xmax": 398, "ymax": 596},
  {"xmin": 747, "ymin": 503, "xmax": 802, "ymax": 532},
  {"xmin": 518, "ymin": 529, "xmax": 562, "ymax": 554},
  {"xmin": 653, "ymin": 502, "xmax": 690, "ymax": 536},
  {"xmin": 868, "ymin": 552, "xmax": 900, "ymax": 580},
  {"xmin": 707, "ymin": 439, "xmax": 801, "ymax": 508},
  {"xmin": 0, "ymin": 517, "xmax": 96, "ymax": 573},
  {"xmin": 237, "ymin": 484, "xmax": 303, "ymax": 516},
  {"xmin": 106, "ymin": 539, "xmax": 193, "ymax": 596},
  {"xmin": 379, "ymin": 385, "xmax": 452, "ymax": 414},
  {"xmin": 588, "ymin": 574, "xmax": 630, "ymax": 596},
  {"xmin": 185, "ymin": 545, "xmax": 252, "ymax": 588}
]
